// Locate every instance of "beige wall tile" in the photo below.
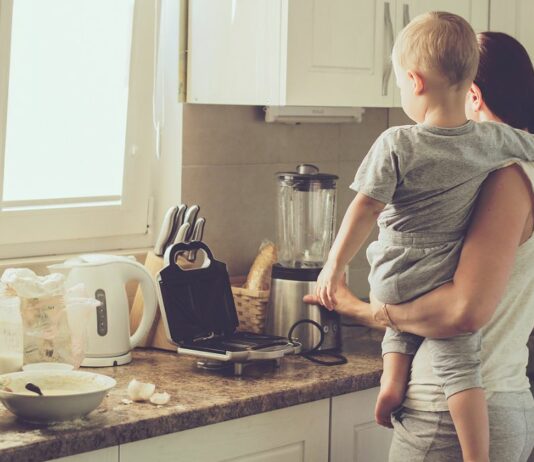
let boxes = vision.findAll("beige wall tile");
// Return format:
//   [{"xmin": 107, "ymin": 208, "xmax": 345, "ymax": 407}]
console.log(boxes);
[
  {"xmin": 183, "ymin": 104, "xmax": 345, "ymax": 166},
  {"xmin": 181, "ymin": 105, "xmax": 400, "ymax": 297},
  {"xmin": 388, "ymin": 108, "xmax": 414, "ymax": 127},
  {"xmin": 338, "ymin": 108, "xmax": 388, "ymax": 162},
  {"xmin": 182, "ymin": 161, "xmax": 337, "ymax": 276}
]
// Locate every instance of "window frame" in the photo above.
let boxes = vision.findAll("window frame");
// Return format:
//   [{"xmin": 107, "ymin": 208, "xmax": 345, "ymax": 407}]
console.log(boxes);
[{"xmin": 0, "ymin": 0, "xmax": 155, "ymax": 259}]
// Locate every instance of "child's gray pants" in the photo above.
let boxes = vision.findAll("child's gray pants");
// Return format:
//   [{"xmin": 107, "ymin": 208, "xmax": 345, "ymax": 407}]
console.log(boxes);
[{"xmin": 368, "ymin": 229, "xmax": 482, "ymax": 398}]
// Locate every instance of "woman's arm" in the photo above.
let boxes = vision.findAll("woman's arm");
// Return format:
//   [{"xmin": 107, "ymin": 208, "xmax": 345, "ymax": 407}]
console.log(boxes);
[{"xmin": 379, "ymin": 164, "xmax": 533, "ymax": 338}]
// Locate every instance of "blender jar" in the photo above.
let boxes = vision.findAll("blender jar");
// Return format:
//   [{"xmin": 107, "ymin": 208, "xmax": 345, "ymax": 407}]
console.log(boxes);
[{"xmin": 276, "ymin": 164, "xmax": 338, "ymax": 268}]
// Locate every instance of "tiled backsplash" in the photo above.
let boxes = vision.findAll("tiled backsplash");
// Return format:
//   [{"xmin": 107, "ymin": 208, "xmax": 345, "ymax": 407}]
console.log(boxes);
[{"xmin": 182, "ymin": 105, "xmax": 412, "ymax": 297}]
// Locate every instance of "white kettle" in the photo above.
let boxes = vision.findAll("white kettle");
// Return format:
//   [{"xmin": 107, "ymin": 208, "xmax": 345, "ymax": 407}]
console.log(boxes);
[{"xmin": 48, "ymin": 254, "xmax": 157, "ymax": 367}]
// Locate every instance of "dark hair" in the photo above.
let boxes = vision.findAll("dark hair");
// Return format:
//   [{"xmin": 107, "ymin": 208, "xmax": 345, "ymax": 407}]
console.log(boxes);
[{"xmin": 475, "ymin": 32, "xmax": 534, "ymax": 132}]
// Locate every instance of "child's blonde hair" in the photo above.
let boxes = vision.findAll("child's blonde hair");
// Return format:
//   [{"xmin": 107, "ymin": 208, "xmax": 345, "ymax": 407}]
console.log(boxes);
[{"xmin": 393, "ymin": 11, "xmax": 479, "ymax": 88}]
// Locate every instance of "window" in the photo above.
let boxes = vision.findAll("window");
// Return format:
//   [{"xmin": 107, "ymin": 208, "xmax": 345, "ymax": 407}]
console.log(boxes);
[{"xmin": 0, "ymin": 0, "xmax": 154, "ymax": 257}]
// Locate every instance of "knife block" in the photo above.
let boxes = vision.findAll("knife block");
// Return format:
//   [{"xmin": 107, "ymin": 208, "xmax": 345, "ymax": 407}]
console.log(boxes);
[{"xmin": 130, "ymin": 251, "xmax": 175, "ymax": 351}]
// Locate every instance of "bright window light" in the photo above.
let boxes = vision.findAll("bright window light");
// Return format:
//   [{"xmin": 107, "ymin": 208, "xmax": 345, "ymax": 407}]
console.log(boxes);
[{"xmin": 2, "ymin": 0, "xmax": 134, "ymax": 202}]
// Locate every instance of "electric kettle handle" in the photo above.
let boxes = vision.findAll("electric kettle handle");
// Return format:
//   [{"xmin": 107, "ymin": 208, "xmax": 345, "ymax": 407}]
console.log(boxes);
[{"xmin": 119, "ymin": 261, "xmax": 158, "ymax": 349}]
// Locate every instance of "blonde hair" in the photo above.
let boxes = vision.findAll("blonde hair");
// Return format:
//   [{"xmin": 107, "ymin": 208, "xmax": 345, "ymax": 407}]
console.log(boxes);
[{"xmin": 393, "ymin": 11, "xmax": 479, "ymax": 88}]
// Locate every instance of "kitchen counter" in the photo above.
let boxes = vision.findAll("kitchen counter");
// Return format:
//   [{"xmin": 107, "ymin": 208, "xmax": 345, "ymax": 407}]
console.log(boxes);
[{"xmin": 0, "ymin": 328, "xmax": 383, "ymax": 462}]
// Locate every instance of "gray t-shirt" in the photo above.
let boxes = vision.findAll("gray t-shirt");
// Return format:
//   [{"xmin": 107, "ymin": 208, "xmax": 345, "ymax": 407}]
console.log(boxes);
[{"xmin": 350, "ymin": 120, "xmax": 534, "ymax": 304}]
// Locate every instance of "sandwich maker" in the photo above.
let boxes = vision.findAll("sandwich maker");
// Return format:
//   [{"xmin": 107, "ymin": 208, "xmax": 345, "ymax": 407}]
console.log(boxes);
[{"xmin": 155, "ymin": 241, "xmax": 300, "ymax": 375}]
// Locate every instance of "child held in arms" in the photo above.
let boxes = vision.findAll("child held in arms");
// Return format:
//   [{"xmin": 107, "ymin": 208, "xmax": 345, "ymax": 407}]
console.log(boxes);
[{"xmin": 314, "ymin": 11, "xmax": 534, "ymax": 462}]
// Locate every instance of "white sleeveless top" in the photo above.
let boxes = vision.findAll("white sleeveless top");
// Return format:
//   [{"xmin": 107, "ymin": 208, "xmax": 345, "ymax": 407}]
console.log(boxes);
[{"xmin": 404, "ymin": 162, "xmax": 534, "ymax": 412}]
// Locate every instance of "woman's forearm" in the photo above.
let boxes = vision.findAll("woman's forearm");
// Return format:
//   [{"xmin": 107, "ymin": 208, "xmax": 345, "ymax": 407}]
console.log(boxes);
[{"xmin": 384, "ymin": 282, "xmax": 468, "ymax": 337}]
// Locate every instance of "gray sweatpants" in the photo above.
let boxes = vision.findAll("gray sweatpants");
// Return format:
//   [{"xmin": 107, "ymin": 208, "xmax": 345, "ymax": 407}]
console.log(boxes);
[
  {"xmin": 388, "ymin": 392, "xmax": 534, "ymax": 462},
  {"xmin": 368, "ymin": 229, "xmax": 482, "ymax": 398}
]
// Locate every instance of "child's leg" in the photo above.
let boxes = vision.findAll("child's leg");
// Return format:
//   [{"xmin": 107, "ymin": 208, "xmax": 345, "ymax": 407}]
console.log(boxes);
[
  {"xmin": 378, "ymin": 328, "xmax": 423, "ymax": 427},
  {"xmin": 427, "ymin": 332, "xmax": 488, "ymax": 462},
  {"xmin": 449, "ymin": 389, "xmax": 489, "ymax": 462},
  {"xmin": 376, "ymin": 352, "xmax": 412, "ymax": 427}
]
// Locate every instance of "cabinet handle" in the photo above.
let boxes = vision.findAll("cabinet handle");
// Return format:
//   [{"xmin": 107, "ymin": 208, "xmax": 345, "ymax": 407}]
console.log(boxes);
[
  {"xmin": 403, "ymin": 4, "xmax": 410, "ymax": 28},
  {"xmin": 382, "ymin": 2, "xmax": 394, "ymax": 97}
]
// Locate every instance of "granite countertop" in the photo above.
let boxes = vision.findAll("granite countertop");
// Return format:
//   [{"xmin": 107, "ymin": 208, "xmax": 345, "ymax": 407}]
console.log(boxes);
[{"xmin": 0, "ymin": 328, "xmax": 383, "ymax": 462}]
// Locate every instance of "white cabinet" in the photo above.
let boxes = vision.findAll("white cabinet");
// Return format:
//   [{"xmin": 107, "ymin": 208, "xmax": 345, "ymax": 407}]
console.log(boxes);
[
  {"xmin": 187, "ymin": 0, "xmax": 489, "ymax": 108},
  {"xmin": 187, "ymin": 0, "xmax": 282, "ymax": 105},
  {"xmin": 49, "ymin": 447, "xmax": 119, "ymax": 462},
  {"xmin": 284, "ymin": 0, "xmax": 396, "ymax": 107},
  {"xmin": 490, "ymin": 0, "xmax": 534, "ymax": 61},
  {"xmin": 120, "ymin": 399, "xmax": 329, "ymax": 462},
  {"xmin": 330, "ymin": 387, "xmax": 393, "ymax": 462}
]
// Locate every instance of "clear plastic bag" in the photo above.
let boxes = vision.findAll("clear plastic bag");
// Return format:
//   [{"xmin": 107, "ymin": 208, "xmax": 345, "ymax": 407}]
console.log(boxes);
[{"xmin": 1, "ymin": 269, "xmax": 99, "ymax": 369}]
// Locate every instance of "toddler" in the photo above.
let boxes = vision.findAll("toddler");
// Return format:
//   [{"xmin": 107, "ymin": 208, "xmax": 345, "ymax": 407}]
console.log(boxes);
[{"xmin": 316, "ymin": 12, "xmax": 534, "ymax": 462}]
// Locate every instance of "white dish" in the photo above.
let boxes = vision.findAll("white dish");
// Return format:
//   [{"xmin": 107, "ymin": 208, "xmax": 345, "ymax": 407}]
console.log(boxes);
[
  {"xmin": 22, "ymin": 362, "xmax": 74, "ymax": 372},
  {"xmin": 0, "ymin": 370, "xmax": 116, "ymax": 423}
]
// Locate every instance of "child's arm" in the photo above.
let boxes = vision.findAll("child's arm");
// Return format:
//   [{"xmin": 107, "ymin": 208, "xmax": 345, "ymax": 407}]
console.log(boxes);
[{"xmin": 316, "ymin": 192, "xmax": 385, "ymax": 309}]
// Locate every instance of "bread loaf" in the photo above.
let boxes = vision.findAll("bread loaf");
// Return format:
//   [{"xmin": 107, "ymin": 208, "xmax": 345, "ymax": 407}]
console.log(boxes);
[{"xmin": 244, "ymin": 241, "xmax": 277, "ymax": 291}]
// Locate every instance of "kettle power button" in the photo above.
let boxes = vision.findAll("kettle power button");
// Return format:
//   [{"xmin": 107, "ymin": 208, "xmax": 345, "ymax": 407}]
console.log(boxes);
[{"xmin": 95, "ymin": 289, "xmax": 108, "ymax": 336}]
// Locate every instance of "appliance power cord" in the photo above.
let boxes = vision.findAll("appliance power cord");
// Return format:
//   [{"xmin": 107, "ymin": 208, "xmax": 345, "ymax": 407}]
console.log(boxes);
[{"xmin": 287, "ymin": 319, "xmax": 347, "ymax": 366}]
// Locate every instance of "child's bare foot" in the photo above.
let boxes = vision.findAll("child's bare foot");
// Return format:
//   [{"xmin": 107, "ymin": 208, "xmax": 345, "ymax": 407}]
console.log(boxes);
[{"xmin": 375, "ymin": 379, "xmax": 405, "ymax": 428}]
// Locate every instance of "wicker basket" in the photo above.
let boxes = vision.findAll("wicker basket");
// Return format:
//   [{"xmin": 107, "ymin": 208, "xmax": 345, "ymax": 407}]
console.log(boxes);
[{"xmin": 230, "ymin": 276, "xmax": 270, "ymax": 334}]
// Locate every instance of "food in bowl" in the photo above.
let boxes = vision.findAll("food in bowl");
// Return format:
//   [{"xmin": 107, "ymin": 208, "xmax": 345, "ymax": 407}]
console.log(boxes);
[{"xmin": 0, "ymin": 370, "xmax": 116, "ymax": 423}]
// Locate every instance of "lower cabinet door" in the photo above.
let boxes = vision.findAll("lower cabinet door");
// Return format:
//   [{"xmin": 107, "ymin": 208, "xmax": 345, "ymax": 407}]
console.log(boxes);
[
  {"xmin": 49, "ymin": 446, "xmax": 119, "ymax": 462},
  {"xmin": 120, "ymin": 399, "xmax": 329, "ymax": 462},
  {"xmin": 330, "ymin": 387, "xmax": 393, "ymax": 462}
]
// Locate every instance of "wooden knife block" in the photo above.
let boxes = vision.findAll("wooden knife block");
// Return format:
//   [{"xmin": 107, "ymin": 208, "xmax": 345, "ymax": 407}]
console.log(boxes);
[{"xmin": 130, "ymin": 251, "xmax": 174, "ymax": 351}]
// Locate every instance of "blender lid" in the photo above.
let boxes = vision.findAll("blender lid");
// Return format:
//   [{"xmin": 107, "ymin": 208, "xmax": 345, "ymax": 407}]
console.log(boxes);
[{"xmin": 277, "ymin": 164, "xmax": 338, "ymax": 189}]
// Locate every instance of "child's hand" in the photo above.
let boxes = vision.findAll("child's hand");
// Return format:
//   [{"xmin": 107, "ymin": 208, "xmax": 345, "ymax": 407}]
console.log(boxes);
[{"xmin": 315, "ymin": 263, "xmax": 343, "ymax": 310}]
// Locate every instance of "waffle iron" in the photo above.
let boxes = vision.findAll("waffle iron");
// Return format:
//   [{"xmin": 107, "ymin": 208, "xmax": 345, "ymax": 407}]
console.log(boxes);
[{"xmin": 155, "ymin": 241, "xmax": 300, "ymax": 375}]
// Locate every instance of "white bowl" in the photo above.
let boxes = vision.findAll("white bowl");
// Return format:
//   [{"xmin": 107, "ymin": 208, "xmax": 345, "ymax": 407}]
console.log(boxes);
[
  {"xmin": 0, "ymin": 370, "xmax": 116, "ymax": 423},
  {"xmin": 22, "ymin": 362, "xmax": 74, "ymax": 372}
]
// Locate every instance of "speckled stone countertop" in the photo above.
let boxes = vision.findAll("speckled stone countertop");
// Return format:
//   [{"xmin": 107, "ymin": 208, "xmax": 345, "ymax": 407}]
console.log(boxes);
[{"xmin": 0, "ymin": 328, "xmax": 383, "ymax": 462}]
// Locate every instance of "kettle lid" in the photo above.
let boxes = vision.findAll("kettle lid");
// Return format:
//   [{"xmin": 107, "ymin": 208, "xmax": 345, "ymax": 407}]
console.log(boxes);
[{"xmin": 49, "ymin": 254, "xmax": 136, "ymax": 270}]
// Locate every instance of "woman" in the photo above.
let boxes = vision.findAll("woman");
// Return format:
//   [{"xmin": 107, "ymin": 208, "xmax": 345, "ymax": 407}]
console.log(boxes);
[{"xmin": 306, "ymin": 32, "xmax": 534, "ymax": 461}]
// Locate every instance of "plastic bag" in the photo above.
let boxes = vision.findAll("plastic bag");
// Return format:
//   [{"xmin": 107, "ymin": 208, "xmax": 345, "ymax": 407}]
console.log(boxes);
[{"xmin": 1, "ymin": 269, "xmax": 99, "ymax": 368}]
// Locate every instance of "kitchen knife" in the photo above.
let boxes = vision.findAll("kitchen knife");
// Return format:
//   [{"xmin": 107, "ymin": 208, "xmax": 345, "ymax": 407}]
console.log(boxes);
[
  {"xmin": 164, "ymin": 203, "xmax": 187, "ymax": 252},
  {"xmin": 164, "ymin": 221, "xmax": 191, "ymax": 266},
  {"xmin": 182, "ymin": 204, "xmax": 200, "ymax": 242},
  {"xmin": 191, "ymin": 217, "xmax": 206, "ymax": 242},
  {"xmin": 154, "ymin": 206, "xmax": 179, "ymax": 257},
  {"xmin": 187, "ymin": 217, "xmax": 206, "ymax": 262}
]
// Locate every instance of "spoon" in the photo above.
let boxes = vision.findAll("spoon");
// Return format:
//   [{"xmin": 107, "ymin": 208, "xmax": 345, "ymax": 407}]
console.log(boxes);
[{"xmin": 25, "ymin": 383, "xmax": 43, "ymax": 396}]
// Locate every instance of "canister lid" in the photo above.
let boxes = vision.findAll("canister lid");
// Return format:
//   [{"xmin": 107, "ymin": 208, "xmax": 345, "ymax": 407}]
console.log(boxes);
[{"xmin": 277, "ymin": 164, "xmax": 338, "ymax": 190}]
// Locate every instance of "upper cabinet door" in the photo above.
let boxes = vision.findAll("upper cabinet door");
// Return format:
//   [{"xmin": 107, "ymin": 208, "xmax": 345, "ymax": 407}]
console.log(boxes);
[
  {"xmin": 490, "ymin": 0, "xmax": 534, "ymax": 62},
  {"xmin": 285, "ymin": 0, "xmax": 397, "ymax": 107},
  {"xmin": 187, "ymin": 0, "xmax": 282, "ymax": 105},
  {"xmin": 392, "ymin": 0, "xmax": 489, "ymax": 107},
  {"xmin": 186, "ymin": 0, "xmax": 490, "ymax": 108}
]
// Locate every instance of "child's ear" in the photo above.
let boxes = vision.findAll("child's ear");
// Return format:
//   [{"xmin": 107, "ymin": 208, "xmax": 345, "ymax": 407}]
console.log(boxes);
[
  {"xmin": 407, "ymin": 70, "xmax": 424, "ymax": 95},
  {"xmin": 468, "ymin": 83, "xmax": 483, "ymax": 112}
]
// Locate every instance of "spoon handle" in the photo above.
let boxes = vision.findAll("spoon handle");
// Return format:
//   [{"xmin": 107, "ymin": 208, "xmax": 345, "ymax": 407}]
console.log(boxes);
[{"xmin": 25, "ymin": 383, "xmax": 43, "ymax": 396}]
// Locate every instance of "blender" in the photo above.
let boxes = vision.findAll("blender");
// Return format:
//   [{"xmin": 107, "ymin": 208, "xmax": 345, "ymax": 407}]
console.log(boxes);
[{"xmin": 265, "ymin": 164, "xmax": 343, "ymax": 355}]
